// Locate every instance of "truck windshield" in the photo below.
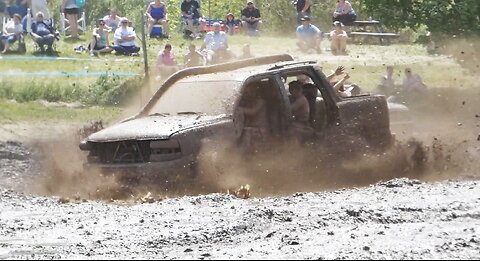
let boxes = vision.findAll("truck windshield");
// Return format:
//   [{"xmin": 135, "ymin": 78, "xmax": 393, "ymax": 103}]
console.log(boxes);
[{"xmin": 147, "ymin": 79, "xmax": 241, "ymax": 116}]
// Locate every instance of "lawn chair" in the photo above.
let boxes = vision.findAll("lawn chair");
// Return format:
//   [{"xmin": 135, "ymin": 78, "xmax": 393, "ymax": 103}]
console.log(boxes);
[
  {"xmin": 60, "ymin": 10, "xmax": 86, "ymax": 36},
  {"xmin": 1, "ymin": 15, "xmax": 26, "ymax": 54}
]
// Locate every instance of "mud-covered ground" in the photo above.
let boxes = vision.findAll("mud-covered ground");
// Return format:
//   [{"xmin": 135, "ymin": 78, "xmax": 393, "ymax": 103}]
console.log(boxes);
[{"xmin": 1, "ymin": 126, "xmax": 480, "ymax": 259}]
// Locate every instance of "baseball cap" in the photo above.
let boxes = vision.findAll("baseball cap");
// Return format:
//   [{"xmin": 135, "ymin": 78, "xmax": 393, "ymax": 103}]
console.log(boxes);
[
  {"xmin": 247, "ymin": 0, "xmax": 253, "ymax": 4},
  {"xmin": 300, "ymin": 16, "xmax": 311, "ymax": 21},
  {"xmin": 333, "ymin": 21, "xmax": 343, "ymax": 26}
]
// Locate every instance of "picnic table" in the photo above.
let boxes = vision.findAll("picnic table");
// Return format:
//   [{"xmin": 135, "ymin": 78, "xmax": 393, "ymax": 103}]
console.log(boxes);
[{"xmin": 348, "ymin": 20, "xmax": 400, "ymax": 45}]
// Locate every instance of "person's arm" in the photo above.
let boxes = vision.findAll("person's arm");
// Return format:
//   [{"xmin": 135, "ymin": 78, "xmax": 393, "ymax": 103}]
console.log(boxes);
[
  {"xmin": 326, "ymin": 65, "xmax": 345, "ymax": 81},
  {"xmin": 125, "ymin": 29, "xmax": 136, "ymax": 41},
  {"xmin": 164, "ymin": 4, "xmax": 168, "ymax": 21},
  {"xmin": 302, "ymin": 0, "xmax": 312, "ymax": 13},
  {"xmin": 343, "ymin": 1, "xmax": 352, "ymax": 14},
  {"xmin": 241, "ymin": 9, "xmax": 247, "ymax": 21},
  {"xmin": 333, "ymin": 74, "xmax": 350, "ymax": 92},
  {"xmin": 145, "ymin": 3, "xmax": 153, "ymax": 19}
]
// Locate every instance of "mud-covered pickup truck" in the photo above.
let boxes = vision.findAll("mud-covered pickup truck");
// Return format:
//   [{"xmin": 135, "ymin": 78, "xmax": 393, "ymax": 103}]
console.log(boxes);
[{"xmin": 79, "ymin": 54, "xmax": 398, "ymax": 185}]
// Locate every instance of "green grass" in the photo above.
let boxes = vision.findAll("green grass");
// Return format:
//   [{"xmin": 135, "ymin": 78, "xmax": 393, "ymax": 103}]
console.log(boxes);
[
  {"xmin": 0, "ymin": 99, "xmax": 122, "ymax": 124},
  {"xmin": 0, "ymin": 31, "xmax": 477, "ymax": 124}
]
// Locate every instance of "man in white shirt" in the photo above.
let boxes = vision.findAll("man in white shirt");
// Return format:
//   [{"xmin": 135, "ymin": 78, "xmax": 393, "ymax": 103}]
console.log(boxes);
[
  {"xmin": 113, "ymin": 17, "xmax": 140, "ymax": 56},
  {"xmin": 200, "ymin": 22, "xmax": 232, "ymax": 63}
]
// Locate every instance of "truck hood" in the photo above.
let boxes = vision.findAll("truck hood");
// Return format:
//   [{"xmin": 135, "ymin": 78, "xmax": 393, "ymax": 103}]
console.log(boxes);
[{"xmin": 86, "ymin": 114, "xmax": 229, "ymax": 142}]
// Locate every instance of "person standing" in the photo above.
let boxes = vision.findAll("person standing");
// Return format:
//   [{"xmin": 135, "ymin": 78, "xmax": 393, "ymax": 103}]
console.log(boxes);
[
  {"xmin": 61, "ymin": 0, "xmax": 79, "ymax": 39},
  {"xmin": 294, "ymin": 0, "xmax": 313, "ymax": 25}
]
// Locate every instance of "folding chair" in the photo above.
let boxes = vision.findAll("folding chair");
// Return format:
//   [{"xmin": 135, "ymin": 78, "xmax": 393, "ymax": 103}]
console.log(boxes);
[
  {"xmin": 60, "ymin": 10, "xmax": 86, "ymax": 36},
  {"xmin": 1, "ymin": 16, "xmax": 26, "ymax": 53}
]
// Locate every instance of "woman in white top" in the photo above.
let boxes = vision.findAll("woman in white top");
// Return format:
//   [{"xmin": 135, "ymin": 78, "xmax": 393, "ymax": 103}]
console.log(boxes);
[{"xmin": 1, "ymin": 13, "xmax": 23, "ymax": 53}]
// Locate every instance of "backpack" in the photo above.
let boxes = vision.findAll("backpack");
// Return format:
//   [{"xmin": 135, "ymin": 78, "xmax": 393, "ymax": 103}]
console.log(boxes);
[{"xmin": 75, "ymin": 0, "xmax": 86, "ymax": 8}]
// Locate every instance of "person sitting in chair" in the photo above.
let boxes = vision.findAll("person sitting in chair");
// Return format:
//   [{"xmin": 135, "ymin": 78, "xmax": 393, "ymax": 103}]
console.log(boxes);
[
  {"xmin": 181, "ymin": 0, "xmax": 205, "ymax": 39},
  {"xmin": 200, "ymin": 22, "xmax": 232, "ymax": 64},
  {"xmin": 31, "ymin": 11, "xmax": 56, "ymax": 54},
  {"xmin": 1, "ymin": 13, "xmax": 23, "ymax": 54},
  {"xmin": 146, "ymin": 0, "xmax": 169, "ymax": 38},
  {"xmin": 113, "ymin": 17, "xmax": 140, "ymax": 56}
]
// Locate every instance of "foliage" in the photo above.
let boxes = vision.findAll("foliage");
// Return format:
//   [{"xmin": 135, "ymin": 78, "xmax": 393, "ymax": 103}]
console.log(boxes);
[
  {"xmin": 0, "ymin": 75, "xmax": 144, "ymax": 106},
  {"xmin": 362, "ymin": 0, "xmax": 480, "ymax": 36}
]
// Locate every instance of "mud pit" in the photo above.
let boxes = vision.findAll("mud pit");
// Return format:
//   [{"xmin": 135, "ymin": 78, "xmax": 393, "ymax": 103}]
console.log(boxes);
[{"xmin": 0, "ymin": 86, "xmax": 479, "ymax": 258}]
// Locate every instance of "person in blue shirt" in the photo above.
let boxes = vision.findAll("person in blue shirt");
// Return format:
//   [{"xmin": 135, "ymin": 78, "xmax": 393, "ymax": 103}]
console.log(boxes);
[
  {"xmin": 31, "ymin": 11, "xmax": 56, "ymax": 54},
  {"xmin": 296, "ymin": 16, "xmax": 322, "ymax": 53},
  {"xmin": 146, "ymin": 0, "xmax": 169, "ymax": 37}
]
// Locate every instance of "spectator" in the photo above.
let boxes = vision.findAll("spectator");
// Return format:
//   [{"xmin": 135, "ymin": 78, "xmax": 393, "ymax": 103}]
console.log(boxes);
[
  {"xmin": 241, "ymin": 0, "xmax": 262, "ymax": 36},
  {"xmin": 373, "ymin": 66, "xmax": 395, "ymax": 96},
  {"xmin": 330, "ymin": 21, "xmax": 348, "ymax": 55},
  {"xmin": 181, "ymin": 0, "xmax": 205, "ymax": 39},
  {"xmin": 31, "ymin": 0, "xmax": 50, "ymax": 19},
  {"xmin": 183, "ymin": 43, "xmax": 205, "ymax": 67},
  {"xmin": 88, "ymin": 19, "xmax": 112, "ymax": 57},
  {"xmin": 294, "ymin": 0, "xmax": 313, "ymax": 25},
  {"xmin": 332, "ymin": 0, "xmax": 356, "ymax": 26},
  {"xmin": 1, "ymin": 13, "xmax": 22, "ymax": 53},
  {"xmin": 296, "ymin": 16, "xmax": 322, "ymax": 54},
  {"xmin": 30, "ymin": 11, "xmax": 55, "ymax": 54},
  {"xmin": 146, "ymin": 0, "xmax": 169, "ymax": 38},
  {"xmin": 403, "ymin": 68, "xmax": 427, "ymax": 93},
  {"xmin": 113, "ymin": 17, "xmax": 140, "ymax": 56},
  {"xmin": 200, "ymin": 22, "xmax": 232, "ymax": 64},
  {"xmin": 224, "ymin": 12, "xmax": 239, "ymax": 36},
  {"xmin": 61, "ymin": 0, "xmax": 79, "ymax": 39},
  {"xmin": 103, "ymin": 8, "xmax": 123, "ymax": 32},
  {"xmin": 156, "ymin": 43, "xmax": 178, "ymax": 78}
]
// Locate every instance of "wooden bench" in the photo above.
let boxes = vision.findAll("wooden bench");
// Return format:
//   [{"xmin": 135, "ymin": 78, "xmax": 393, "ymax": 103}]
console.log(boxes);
[
  {"xmin": 347, "ymin": 20, "xmax": 400, "ymax": 45},
  {"xmin": 349, "ymin": 32, "xmax": 400, "ymax": 45}
]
